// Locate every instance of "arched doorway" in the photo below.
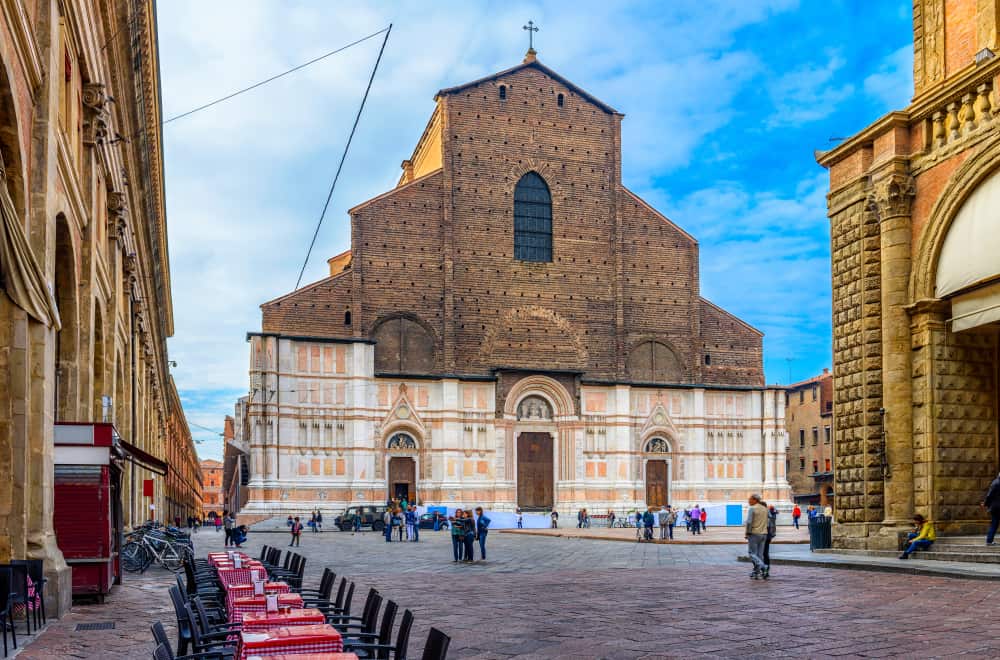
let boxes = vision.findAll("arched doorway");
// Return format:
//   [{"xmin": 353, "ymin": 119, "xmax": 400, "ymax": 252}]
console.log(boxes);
[
  {"xmin": 515, "ymin": 395, "xmax": 554, "ymax": 510},
  {"xmin": 643, "ymin": 437, "xmax": 672, "ymax": 507},
  {"xmin": 386, "ymin": 432, "xmax": 418, "ymax": 503}
]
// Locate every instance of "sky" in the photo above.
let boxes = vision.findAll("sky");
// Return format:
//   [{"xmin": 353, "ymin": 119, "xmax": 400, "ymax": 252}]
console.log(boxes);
[{"xmin": 156, "ymin": 1, "xmax": 914, "ymax": 460}]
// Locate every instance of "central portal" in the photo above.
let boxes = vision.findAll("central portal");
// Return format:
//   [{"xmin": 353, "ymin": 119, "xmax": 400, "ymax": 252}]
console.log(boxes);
[
  {"xmin": 517, "ymin": 432, "xmax": 553, "ymax": 509},
  {"xmin": 388, "ymin": 457, "xmax": 416, "ymax": 503}
]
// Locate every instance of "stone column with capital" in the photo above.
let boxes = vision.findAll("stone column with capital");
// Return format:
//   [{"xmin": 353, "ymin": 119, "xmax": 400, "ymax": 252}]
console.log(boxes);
[{"xmin": 869, "ymin": 172, "xmax": 916, "ymax": 535}]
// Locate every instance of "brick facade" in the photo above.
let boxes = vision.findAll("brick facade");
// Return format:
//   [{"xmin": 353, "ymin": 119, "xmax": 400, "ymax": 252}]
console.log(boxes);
[
  {"xmin": 245, "ymin": 52, "xmax": 789, "ymax": 516},
  {"xmin": 784, "ymin": 370, "xmax": 834, "ymax": 505}
]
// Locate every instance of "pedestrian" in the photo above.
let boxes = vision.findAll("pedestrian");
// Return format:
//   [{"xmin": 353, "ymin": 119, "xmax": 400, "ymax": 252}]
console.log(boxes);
[
  {"xmin": 475, "ymin": 506, "xmax": 491, "ymax": 560},
  {"xmin": 658, "ymin": 507, "xmax": 670, "ymax": 540},
  {"xmin": 700, "ymin": 507, "xmax": 707, "ymax": 532},
  {"xmin": 405, "ymin": 506, "xmax": 417, "ymax": 542},
  {"xmin": 745, "ymin": 494, "xmax": 769, "ymax": 579},
  {"xmin": 516, "ymin": 508, "xmax": 523, "ymax": 529},
  {"xmin": 174, "ymin": 516, "xmax": 181, "ymax": 528},
  {"xmin": 316, "ymin": 510, "xmax": 323, "ymax": 533},
  {"xmin": 223, "ymin": 509, "xmax": 234, "ymax": 547},
  {"xmin": 899, "ymin": 514, "xmax": 935, "ymax": 559},
  {"xmin": 286, "ymin": 515, "xmax": 294, "ymax": 528},
  {"xmin": 763, "ymin": 503, "xmax": 777, "ymax": 571},
  {"xmin": 310, "ymin": 511, "xmax": 318, "ymax": 533},
  {"xmin": 193, "ymin": 517, "xmax": 200, "ymax": 533},
  {"xmin": 806, "ymin": 505, "xmax": 818, "ymax": 521},
  {"xmin": 383, "ymin": 508, "xmax": 393, "ymax": 543},
  {"xmin": 792, "ymin": 504, "xmax": 801, "ymax": 530},
  {"xmin": 690, "ymin": 504, "xmax": 702, "ymax": 535},
  {"xmin": 393, "ymin": 507, "xmax": 405, "ymax": 542},
  {"xmin": 577, "ymin": 508, "xmax": 585, "ymax": 528},
  {"xmin": 462, "ymin": 510, "xmax": 476, "ymax": 562},
  {"xmin": 982, "ymin": 471, "xmax": 1000, "ymax": 545},
  {"xmin": 607, "ymin": 509, "xmax": 616, "ymax": 528},
  {"xmin": 187, "ymin": 515, "xmax": 193, "ymax": 529},
  {"xmin": 353, "ymin": 512, "xmax": 361, "ymax": 534},
  {"xmin": 289, "ymin": 516, "xmax": 302, "ymax": 547},
  {"xmin": 666, "ymin": 506, "xmax": 677, "ymax": 540},
  {"xmin": 232, "ymin": 524, "xmax": 247, "ymax": 548},
  {"xmin": 451, "ymin": 509, "xmax": 465, "ymax": 561},
  {"xmin": 682, "ymin": 509, "xmax": 691, "ymax": 531},
  {"xmin": 550, "ymin": 509, "xmax": 559, "ymax": 529},
  {"xmin": 214, "ymin": 515, "xmax": 222, "ymax": 533},
  {"xmin": 642, "ymin": 508, "xmax": 654, "ymax": 541}
]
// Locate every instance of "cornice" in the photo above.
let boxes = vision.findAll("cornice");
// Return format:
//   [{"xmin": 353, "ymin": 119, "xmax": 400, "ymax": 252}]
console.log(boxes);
[
  {"xmin": 1, "ymin": 0, "xmax": 44, "ymax": 91},
  {"xmin": 816, "ymin": 112, "xmax": 910, "ymax": 168}
]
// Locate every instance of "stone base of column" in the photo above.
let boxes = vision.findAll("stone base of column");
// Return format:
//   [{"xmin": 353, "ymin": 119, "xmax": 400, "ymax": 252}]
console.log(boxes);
[{"xmin": 30, "ymin": 535, "xmax": 72, "ymax": 617}]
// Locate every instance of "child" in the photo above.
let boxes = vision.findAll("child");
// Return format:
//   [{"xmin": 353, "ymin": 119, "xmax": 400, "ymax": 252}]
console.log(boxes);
[
  {"xmin": 232, "ymin": 524, "xmax": 248, "ymax": 548},
  {"xmin": 289, "ymin": 516, "xmax": 302, "ymax": 547}
]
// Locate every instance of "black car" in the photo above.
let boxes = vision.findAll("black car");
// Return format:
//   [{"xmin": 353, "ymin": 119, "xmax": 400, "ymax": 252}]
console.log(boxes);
[
  {"xmin": 335, "ymin": 505, "xmax": 388, "ymax": 532},
  {"xmin": 418, "ymin": 512, "xmax": 449, "ymax": 530}
]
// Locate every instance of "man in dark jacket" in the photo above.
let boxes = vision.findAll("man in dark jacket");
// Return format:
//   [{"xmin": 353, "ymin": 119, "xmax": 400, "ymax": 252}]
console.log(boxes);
[{"xmin": 982, "ymin": 472, "xmax": 1000, "ymax": 545}]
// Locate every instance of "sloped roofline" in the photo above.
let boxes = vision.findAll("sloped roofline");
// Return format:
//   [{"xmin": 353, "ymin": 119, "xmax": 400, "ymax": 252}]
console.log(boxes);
[
  {"xmin": 436, "ymin": 59, "xmax": 621, "ymax": 116},
  {"xmin": 621, "ymin": 187, "xmax": 698, "ymax": 245},
  {"xmin": 700, "ymin": 296, "xmax": 764, "ymax": 337},
  {"xmin": 260, "ymin": 268, "xmax": 351, "ymax": 309},
  {"xmin": 348, "ymin": 168, "xmax": 443, "ymax": 214}
]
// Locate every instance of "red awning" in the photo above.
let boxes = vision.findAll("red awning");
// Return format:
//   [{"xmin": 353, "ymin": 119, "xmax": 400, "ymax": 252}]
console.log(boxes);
[{"xmin": 117, "ymin": 438, "xmax": 168, "ymax": 476}]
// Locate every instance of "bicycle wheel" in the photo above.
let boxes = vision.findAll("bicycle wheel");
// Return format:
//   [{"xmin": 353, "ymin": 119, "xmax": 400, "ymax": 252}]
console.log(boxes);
[
  {"xmin": 121, "ymin": 541, "xmax": 148, "ymax": 572},
  {"xmin": 160, "ymin": 545, "xmax": 184, "ymax": 572}
]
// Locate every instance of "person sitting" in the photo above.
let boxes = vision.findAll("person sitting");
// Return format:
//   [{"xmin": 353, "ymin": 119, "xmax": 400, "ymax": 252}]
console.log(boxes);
[{"xmin": 899, "ymin": 514, "xmax": 935, "ymax": 559}]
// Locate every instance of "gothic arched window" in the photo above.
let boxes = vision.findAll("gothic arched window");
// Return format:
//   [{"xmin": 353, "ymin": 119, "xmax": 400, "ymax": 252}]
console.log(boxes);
[{"xmin": 513, "ymin": 172, "xmax": 552, "ymax": 262}]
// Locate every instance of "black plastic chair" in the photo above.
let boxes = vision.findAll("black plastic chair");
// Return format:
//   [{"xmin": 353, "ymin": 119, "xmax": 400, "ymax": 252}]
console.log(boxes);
[
  {"xmin": 191, "ymin": 596, "xmax": 240, "ymax": 635},
  {"xmin": 299, "ymin": 567, "xmax": 335, "ymax": 600},
  {"xmin": 331, "ymin": 589, "xmax": 381, "ymax": 637},
  {"xmin": 15, "ymin": 560, "xmax": 45, "ymax": 630},
  {"xmin": 151, "ymin": 621, "xmax": 231, "ymax": 660},
  {"xmin": 0, "ymin": 568, "xmax": 17, "ymax": 657},
  {"xmin": 421, "ymin": 628, "xmax": 451, "ymax": 660},
  {"xmin": 357, "ymin": 607, "xmax": 412, "ymax": 660},
  {"xmin": 309, "ymin": 578, "xmax": 351, "ymax": 616},
  {"xmin": 2, "ymin": 565, "xmax": 31, "ymax": 635},
  {"xmin": 344, "ymin": 599, "xmax": 398, "ymax": 659},
  {"xmin": 183, "ymin": 603, "xmax": 237, "ymax": 656}
]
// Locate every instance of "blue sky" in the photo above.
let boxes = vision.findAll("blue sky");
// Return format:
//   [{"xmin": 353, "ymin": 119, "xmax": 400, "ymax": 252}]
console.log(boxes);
[{"xmin": 156, "ymin": 1, "xmax": 913, "ymax": 460}]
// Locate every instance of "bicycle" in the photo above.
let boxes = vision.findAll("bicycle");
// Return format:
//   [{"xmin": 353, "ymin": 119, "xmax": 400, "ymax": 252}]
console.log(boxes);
[{"xmin": 122, "ymin": 527, "xmax": 187, "ymax": 573}]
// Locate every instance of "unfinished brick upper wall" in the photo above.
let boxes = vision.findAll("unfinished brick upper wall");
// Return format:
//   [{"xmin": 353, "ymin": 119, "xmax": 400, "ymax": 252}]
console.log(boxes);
[{"xmin": 259, "ymin": 59, "xmax": 763, "ymax": 387}]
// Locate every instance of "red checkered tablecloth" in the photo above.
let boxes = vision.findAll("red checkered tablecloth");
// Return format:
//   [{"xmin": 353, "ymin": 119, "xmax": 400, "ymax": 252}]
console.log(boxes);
[
  {"xmin": 241, "ymin": 608, "xmax": 326, "ymax": 633},
  {"xmin": 225, "ymin": 582, "xmax": 290, "ymax": 612},
  {"xmin": 218, "ymin": 563, "xmax": 267, "ymax": 588},
  {"xmin": 246, "ymin": 654, "xmax": 358, "ymax": 660},
  {"xmin": 209, "ymin": 552, "xmax": 252, "ymax": 567},
  {"xmin": 239, "ymin": 624, "xmax": 343, "ymax": 660},
  {"xmin": 229, "ymin": 593, "xmax": 304, "ymax": 623}
]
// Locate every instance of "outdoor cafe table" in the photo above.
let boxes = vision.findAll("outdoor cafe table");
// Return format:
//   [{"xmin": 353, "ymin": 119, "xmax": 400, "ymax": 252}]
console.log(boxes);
[
  {"xmin": 246, "ymin": 654, "xmax": 358, "ymax": 660},
  {"xmin": 225, "ymin": 581, "xmax": 291, "ymax": 610},
  {"xmin": 218, "ymin": 563, "xmax": 267, "ymax": 588},
  {"xmin": 229, "ymin": 593, "xmax": 304, "ymax": 623},
  {"xmin": 239, "ymin": 624, "xmax": 343, "ymax": 660},
  {"xmin": 208, "ymin": 551, "xmax": 251, "ymax": 566},
  {"xmin": 241, "ymin": 608, "xmax": 326, "ymax": 633}
]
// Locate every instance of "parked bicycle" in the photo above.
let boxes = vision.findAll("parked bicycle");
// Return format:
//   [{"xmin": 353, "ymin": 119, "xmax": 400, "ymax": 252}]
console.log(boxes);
[{"xmin": 122, "ymin": 524, "xmax": 190, "ymax": 573}]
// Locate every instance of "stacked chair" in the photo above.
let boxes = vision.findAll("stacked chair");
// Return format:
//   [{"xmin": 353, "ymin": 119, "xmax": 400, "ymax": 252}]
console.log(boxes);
[{"xmin": 157, "ymin": 545, "xmax": 452, "ymax": 660}]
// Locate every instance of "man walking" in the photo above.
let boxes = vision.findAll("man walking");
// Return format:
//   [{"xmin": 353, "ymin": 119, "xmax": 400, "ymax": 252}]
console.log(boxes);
[
  {"xmin": 983, "ymin": 472, "xmax": 1000, "ymax": 545},
  {"xmin": 745, "ymin": 494, "xmax": 769, "ymax": 579},
  {"xmin": 658, "ymin": 507, "xmax": 670, "ymax": 540},
  {"xmin": 666, "ymin": 506, "xmax": 677, "ymax": 540},
  {"xmin": 792, "ymin": 504, "xmax": 802, "ymax": 530}
]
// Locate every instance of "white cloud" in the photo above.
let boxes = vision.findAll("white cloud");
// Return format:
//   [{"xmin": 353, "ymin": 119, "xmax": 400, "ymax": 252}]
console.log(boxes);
[
  {"xmin": 157, "ymin": 1, "xmax": 820, "ymax": 454},
  {"xmin": 863, "ymin": 44, "xmax": 913, "ymax": 108},
  {"xmin": 765, "ymin": 54, "xmax": 854, "ymax": 128}
]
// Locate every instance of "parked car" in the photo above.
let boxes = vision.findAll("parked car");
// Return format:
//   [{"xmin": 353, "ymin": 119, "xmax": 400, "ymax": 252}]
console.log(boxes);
[
  {"xmin": 335, "ymin": 506, "xmax": 388, "ymax": 532},
  {"xmin": 418, "ymin": 512, "xmax": 449, "ymax": 530}
]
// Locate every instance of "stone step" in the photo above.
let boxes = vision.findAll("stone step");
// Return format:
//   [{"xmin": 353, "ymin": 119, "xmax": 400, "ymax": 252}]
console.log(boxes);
[{"xmin": 815, "ymin": 548, "xmax": 1000, "ymax": 564}]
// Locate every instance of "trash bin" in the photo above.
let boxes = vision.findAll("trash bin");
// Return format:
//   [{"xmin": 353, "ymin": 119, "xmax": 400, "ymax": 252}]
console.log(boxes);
[{"xmin": 808, "ymin": 515, "xmax": 832, "ymax": 550}]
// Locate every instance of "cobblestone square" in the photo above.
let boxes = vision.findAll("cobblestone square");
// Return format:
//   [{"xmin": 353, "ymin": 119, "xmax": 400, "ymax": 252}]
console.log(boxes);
[{"xmin": 25, "ymin": 528, "xmax": 999, "ymax": 659}]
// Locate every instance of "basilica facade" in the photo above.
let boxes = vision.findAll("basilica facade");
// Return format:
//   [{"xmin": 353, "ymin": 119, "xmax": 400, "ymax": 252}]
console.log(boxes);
[{"xmin": 242, "ymin": 50, "xmax": 790, "ymax": 516}]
